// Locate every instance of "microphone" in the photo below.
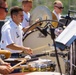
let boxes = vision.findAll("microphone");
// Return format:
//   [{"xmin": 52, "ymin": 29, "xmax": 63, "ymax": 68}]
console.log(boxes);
[
  {"xmin": 36, "ymin": 26, "xmax": 47, "ymax": 36},
  {"xmin": 30, "ymin": 52, "xmax": 49, "ymax": 58},
  {"xmin": 27, "ymin": 58, "xmax": 38, "ymax": 62},
  {"xmin": 61, "ymin": 15, "xmax": 71, "ymax": 20},
  {"xmin": 50, "ymin": 52, "xmax": 68, "ymax": 58},
  {"xmin": 58, "ymin": 52, "xmax": 68, "ymax": 58},
  {"xmin": 50, "ymin": 28, "xmax": 55, "ymax": 40},
  {"xmin": 50, "ymin": 53, "xmax": 56, "ymax": 57}
]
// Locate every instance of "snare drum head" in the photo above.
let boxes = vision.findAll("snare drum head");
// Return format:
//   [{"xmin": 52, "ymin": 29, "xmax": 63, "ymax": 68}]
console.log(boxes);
[
  {"xmin": 20, "ymin": 59, "xmax": 55, "ymax": 72},
  {"xmin": 23, "ymin": 31, "xmax": 53, "ymax": 53}
]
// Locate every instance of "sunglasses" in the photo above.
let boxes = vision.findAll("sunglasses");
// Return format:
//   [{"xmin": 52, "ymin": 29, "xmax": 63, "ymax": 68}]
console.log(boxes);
[
  {"xmin": 4, "ymin": 0, "xmax": 6, "ymax": 1},
  {"xmin": 0, "ymin": 6, "xmax": 8, "ymax": 12},
  {"xmin": 55, "ymin": 6, "xmax": 64, "ymax": 9}
]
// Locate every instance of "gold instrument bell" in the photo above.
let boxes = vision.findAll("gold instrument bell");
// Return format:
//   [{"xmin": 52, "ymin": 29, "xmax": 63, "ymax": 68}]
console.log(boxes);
[{"xmin": 0, "ymin": 50, "xmax": 11, "ymax": 59}]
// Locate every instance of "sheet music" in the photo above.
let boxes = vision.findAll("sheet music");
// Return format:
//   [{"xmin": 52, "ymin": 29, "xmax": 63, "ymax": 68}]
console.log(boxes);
[{"xmin": 55, "ymin": 20, "xmax": 76, "ymax": 45}]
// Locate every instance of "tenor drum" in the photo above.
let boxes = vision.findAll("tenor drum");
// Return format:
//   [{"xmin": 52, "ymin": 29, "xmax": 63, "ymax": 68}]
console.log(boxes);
[{"xmin": 23, "ymin": 30, "xmax": 53, "ymax": 54}]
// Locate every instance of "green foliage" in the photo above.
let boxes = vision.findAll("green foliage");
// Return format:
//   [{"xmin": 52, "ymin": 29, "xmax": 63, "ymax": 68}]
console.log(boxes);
[
  {"xmin": 7, "ymin": 0, "xmax": 75, "ymax": 15},
  {"xmin": 33, "ymin": 0, "xmax": 70, "ymax": 14}
]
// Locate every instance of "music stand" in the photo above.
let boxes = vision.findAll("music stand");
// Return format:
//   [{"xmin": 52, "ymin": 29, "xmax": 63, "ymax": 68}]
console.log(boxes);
[
  {"xmin": 55, "ymin": 20, "xmax": 76, "ymax": 49},
  {"xmin": 55, "ymin": 20, "xmax": 76, "ymax": 75}
]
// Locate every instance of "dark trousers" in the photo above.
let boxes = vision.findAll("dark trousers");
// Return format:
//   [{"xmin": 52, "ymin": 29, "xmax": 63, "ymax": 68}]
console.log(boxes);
[
  {"xmin": 10, "ymin": 53, "xmax": 22, "ymax": 73},
  {"xmin": 0, "ymin": 21, "xmax": 5, "ymax": 41}
]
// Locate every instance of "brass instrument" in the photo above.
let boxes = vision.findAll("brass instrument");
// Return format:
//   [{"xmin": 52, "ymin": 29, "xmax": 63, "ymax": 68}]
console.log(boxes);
[{"xmin": 0, "ymin": 50, "xmax": 11, "ymax": 59}]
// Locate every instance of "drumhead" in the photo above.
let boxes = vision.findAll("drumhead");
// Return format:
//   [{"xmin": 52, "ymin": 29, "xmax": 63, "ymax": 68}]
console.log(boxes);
[{"xmin": 23, "ymin": 30, "xmax": 54, "ymax": 53}]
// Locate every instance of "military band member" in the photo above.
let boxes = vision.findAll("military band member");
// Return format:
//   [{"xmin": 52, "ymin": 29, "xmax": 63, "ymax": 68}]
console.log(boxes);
[
  {"xmin": 1, "ymin": 6, "xmax": 33, "ymax": 57},
  {"xmin": 0, "ymin": 0, "xmax": 8, "ymax": 41},
  {"xmin": 21, "ymin": 0, "xmax": 41, "ymax": 32},
  {"xmin": 22, "ymin": 0, "xmax": 33, "ymax": 28}
]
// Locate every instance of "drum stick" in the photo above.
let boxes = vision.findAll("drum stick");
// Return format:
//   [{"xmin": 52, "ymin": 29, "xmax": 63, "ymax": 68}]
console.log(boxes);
[
  {"xmin": 33, "ymin": 45, "xmax": 49, "ymax": 51},
  {"xmin": 0, "ymin": 58, "xmax": 5, "ymax": 64},
  {"xmin": 10, "ymin": 59, "xmax": 26, "ymax": 70},
  {"xmin": 33, "ymin": 45, "xmax": 55, "ymax": 51},
  {"xmin": 11, "ymin": 65, "xmax": 27, "ymax": 69},
  {"xmin": 42, "ymin": 50, "xmax": 55, "ymax": 53},
  {"xmin": 10, "ymin": 58, "xmax": 38, "ymax": 70}
]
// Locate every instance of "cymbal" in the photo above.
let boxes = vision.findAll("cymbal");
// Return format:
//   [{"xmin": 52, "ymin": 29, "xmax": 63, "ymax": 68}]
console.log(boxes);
[{"xmin": 30, "ymin": 5, "xmax": 52, "ymax": 26}]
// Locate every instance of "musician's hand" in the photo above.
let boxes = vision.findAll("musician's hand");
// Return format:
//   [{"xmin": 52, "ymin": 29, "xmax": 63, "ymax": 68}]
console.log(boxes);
[
  {"xmin": 1, "ymin": 62, "xmax": 11, "ymax": 68},
  {"xmin": 24, "ymin": 47, "xmax": 33, "ymax": 55},
  {"xmin": 35, "ymin": 18, "xmax": 43, "ymax": 26},
  {"xmin": 0, "ymin": 58, "xmax": 11, "ymax": 67},
  {"xmin": 0, "ymin": 65, "xmax": 13, "ymax": 75}
]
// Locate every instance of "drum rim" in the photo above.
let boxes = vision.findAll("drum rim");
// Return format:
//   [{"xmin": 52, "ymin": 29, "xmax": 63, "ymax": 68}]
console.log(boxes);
[
  {"xmin": 23, "ymin": 30, "xmax": 37, "ymax": 41},
  {"xmin": 23, "ymin": 20, "xmax": 64, "ymax": 41}
]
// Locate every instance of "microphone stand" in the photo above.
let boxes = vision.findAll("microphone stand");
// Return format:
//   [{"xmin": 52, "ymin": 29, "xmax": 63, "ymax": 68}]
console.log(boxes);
[
  {"xmin": 50, "ymin": 28, "xmax": 62, "ymax": 75},
  {"xmin": 65, "ymin": 10, "xmax": 71, "ymax": 26},
  {"xmin": 36, "ymin": 22, "xmax": 62, "ymax": 75}
]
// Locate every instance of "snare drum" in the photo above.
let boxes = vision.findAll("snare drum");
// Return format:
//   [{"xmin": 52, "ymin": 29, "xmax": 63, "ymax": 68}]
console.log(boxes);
[
  {"xmin": 20, "ymin": 59, "xmax": 56, "ymax": 72},
  {"xmin": 23, "ymin": 30, "xmax": 53, "ymax": 53}
]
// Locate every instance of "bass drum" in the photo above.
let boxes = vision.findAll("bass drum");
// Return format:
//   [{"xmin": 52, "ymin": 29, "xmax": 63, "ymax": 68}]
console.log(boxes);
[{"xmin": 23, "ymin": 30, "xmax": 53, "ymax": 54}]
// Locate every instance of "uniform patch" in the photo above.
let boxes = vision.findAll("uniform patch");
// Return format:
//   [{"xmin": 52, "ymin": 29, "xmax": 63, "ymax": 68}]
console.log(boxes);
[
  {"xmin": 16, "ymin": 32, "xmax": 20, "ymax": 38},
  {"xmin": 2, "ymin": 40, "xmax": 4, "ymax": 43},
  {"xmin": 25, "ymin": 18, "xmax": 29, "ymax": 22}
]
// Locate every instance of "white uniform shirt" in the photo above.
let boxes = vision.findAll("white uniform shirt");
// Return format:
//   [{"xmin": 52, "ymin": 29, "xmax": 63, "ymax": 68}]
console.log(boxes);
[
  {"xmin": 22, "ymin": 11, "xmax": 30, "ymax": 28},
  {"xmin": 53, "ymin": 10, "xmax": 61, "ymax": 21},
  {"xmin": 1, "ymin": 20, "xmax": 23, "ymax": 53}
]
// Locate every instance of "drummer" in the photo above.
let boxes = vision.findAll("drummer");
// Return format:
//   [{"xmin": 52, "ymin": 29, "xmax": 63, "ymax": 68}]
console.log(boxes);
[
  {"xmin": 21, "ymin": 0, "xmax": 33, "ymax": 32},
  {"xmin": 1, "ymin": 6, "xmax": 33, "ymax": 58},
  {"xmin": 0, "ymin": 0, "xmax": 14, "ymax": 74},
  {"xmin": 21, "ymin": 0, "xmax": 41, "ymax": 32},
  {"xmin": 0, "ymin": 0, "xmax": 8, "ymax": 41},
  {"xmin": 22, "ymin": 0, "xmax": 32, "ymax": 28}
]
